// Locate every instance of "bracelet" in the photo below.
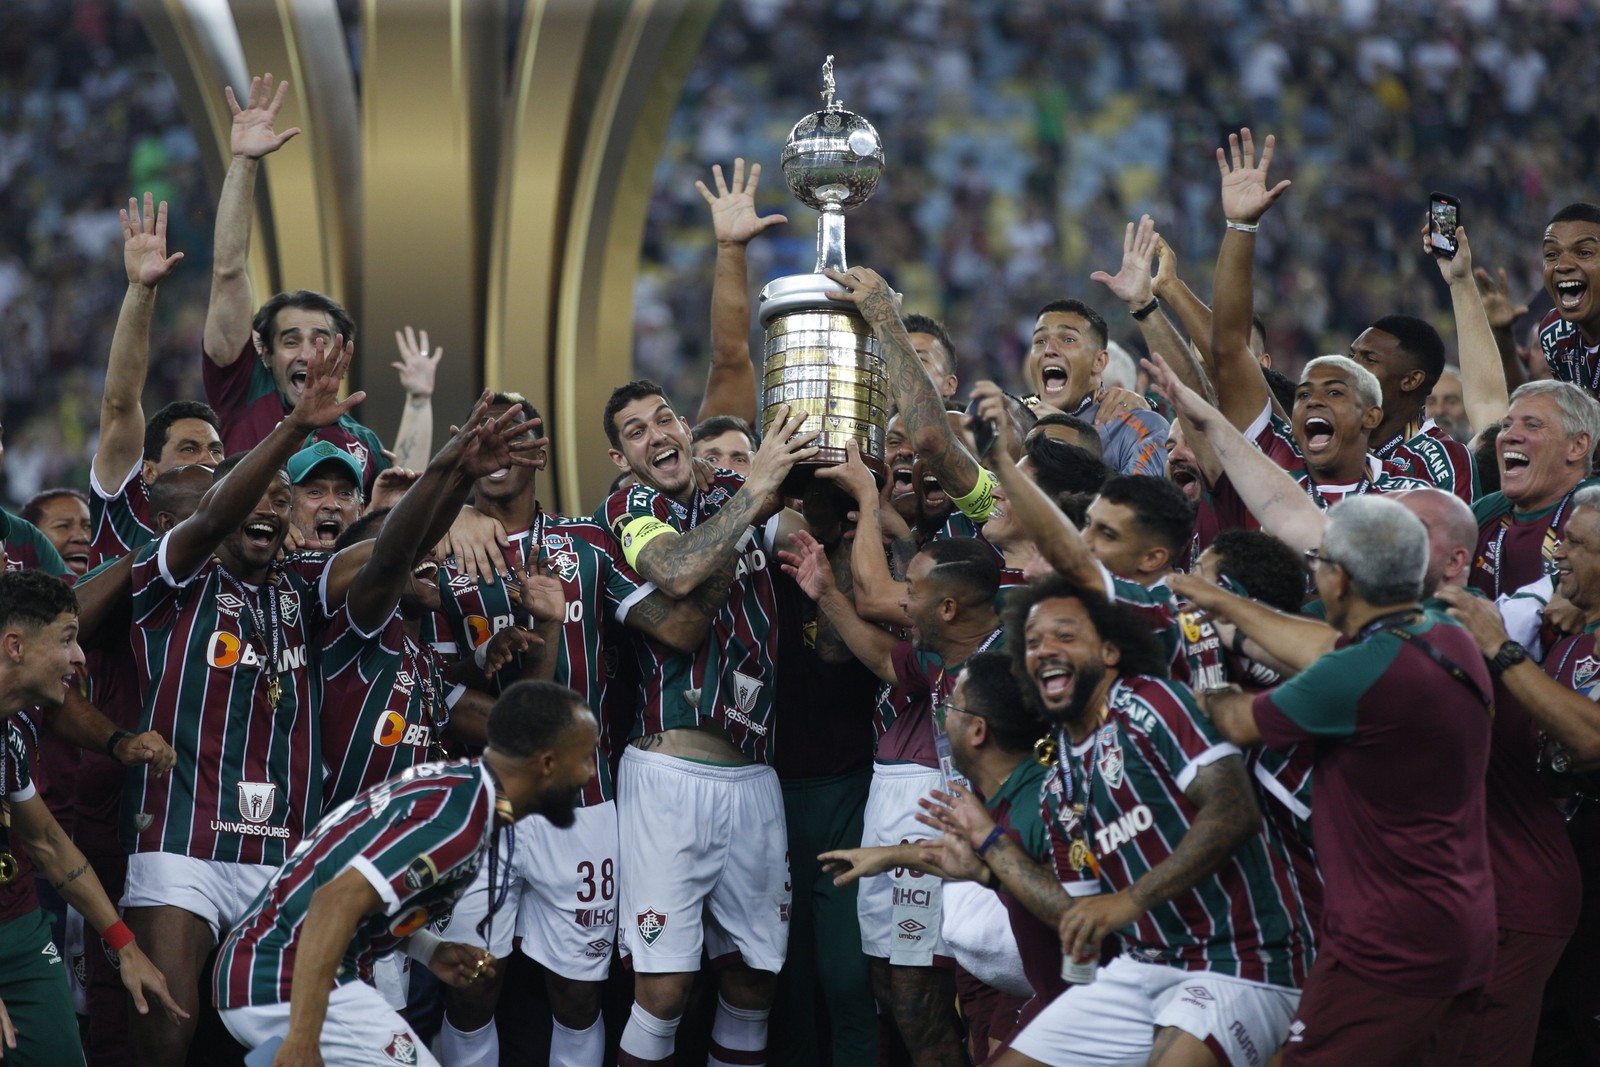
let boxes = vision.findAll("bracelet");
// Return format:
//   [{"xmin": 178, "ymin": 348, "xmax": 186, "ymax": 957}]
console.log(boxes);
[
  {"xmin": 105, "ymin": 729, "xmax": 135, "ymax": 759},
  {"xmin": 1225, "ymin": 219, "xmax": 1260, "ymax": 233},
  {"xmin": 1229, "ymin": 627, "xmax": 1248, "ymax": 657},
  {"xmin": 974, "ymin": 825, "xmax": 1006, "ymax": 858},
  {"xmin": 1129, "ymin": 297, "xmax": 1160, "ymax": 322},
  {"xmin": 100, "ymin": 919, "xmax": 136, "ymax": 952}
]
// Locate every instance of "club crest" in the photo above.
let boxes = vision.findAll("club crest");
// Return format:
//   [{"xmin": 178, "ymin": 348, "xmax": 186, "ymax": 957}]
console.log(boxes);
[{"xmin": 636, "ymin": 908, "xmax": 667, "ymax": 946}]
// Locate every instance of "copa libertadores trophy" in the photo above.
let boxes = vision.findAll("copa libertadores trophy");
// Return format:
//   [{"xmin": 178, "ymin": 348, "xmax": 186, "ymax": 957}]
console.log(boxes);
[{"xmin": 758, "ymin": 56, "xmax": 889, "ymax": 490}]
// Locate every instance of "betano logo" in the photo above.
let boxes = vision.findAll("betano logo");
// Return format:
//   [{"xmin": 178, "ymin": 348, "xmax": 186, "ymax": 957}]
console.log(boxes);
[
  {"xmin": 205, "ymin": 632, "xmax": 307, "ymax": 672},
  {"xmin": 373, "ymin": 712, "xmax": 432, "ymax": 749}
]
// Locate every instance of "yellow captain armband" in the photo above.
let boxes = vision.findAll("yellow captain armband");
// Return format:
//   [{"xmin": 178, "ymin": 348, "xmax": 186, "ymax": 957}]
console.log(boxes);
[
  {"xmin": 949, "ymin": 466, "xmax": 1000, "ymax": 523},
  {"xmin": 616, "ymin": 515, "xmax": 677, "ymax": 569}
]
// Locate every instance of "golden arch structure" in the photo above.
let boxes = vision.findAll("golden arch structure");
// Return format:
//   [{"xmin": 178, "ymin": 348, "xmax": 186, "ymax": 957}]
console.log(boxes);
[{"xmin": 132, "ymin": 0, "xmax": 721, "ymax": 516}]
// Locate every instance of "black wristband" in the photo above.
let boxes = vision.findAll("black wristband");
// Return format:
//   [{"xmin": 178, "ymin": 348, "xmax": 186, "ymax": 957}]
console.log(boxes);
[
  {"xmin": 105, "ymin": 729, "xmax": 135, "ymax": 759},
  {"xmin": 1130, "ymin": 297, "xmax": 1160, "ymax": 322}
]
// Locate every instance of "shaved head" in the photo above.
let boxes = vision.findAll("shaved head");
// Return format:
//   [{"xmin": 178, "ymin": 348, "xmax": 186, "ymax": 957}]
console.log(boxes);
[{"xmin": 1395, "ymin": 488, "xmax": 1478, "ymax": 595}]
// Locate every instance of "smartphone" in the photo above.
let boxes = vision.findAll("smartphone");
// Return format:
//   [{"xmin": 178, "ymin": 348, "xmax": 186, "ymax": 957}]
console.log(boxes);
[
  {"xmin": 1429, "ymin": 192, "xmax": 1461, "ymax": 258},
  {"xmin": 964, "ymin": 395, "xmax": 998, "ymax": 460}
]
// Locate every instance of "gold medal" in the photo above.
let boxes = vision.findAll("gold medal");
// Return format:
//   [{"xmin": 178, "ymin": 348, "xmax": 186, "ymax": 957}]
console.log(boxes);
[
  {"xmin": 1068, "ymin": 838, "xmax": 1091, "ymax": 874},
  {"xmin": 1034, "ymin": 736, "xmax": 1057, "ymax": 768},
  {"xmin": 267, "ymin": 677, "xmax": 282, "ymax": 709},
  {"xmin": 0, "ymin": 851, "xmax": 18, "ymax": 885}
]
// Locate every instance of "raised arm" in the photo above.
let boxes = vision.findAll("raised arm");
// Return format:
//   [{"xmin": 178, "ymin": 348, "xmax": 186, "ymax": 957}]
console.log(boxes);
[
  {"xmin": 824, "ymin": 267, "xmax": 985, "ymax": 503},
  {"xmin": 1168, "ymin": 570, "xmax": 1338, "ymax": 672},
  {"xmin": 629, "ymin": 405, "xmax": 817, "ymax": 598},
  {"xmin": 815, "ymin": 440, "xmax": 909, "ymax": 626},
  {"xmin": 779, "ymin": 530, "xmax": 898, "ymax": 682},
  {"xmin": 203, "ymin": 74, "xmax": 301, "ymax": 364},
  {"xmin": 1144, "ymin": 352, "xmax": 1326, "ymax": 553},
  {"xmin": 342, "ymin": 397, "xmax": 542, "ymax": 632},
  {"xmin": 972, "ymin": 381, "xmax": 1101, "ymax": 589},
  {"xmin": 389, "ymin": 326, "xmax": 442, "ymax": 470},
  {"xmin": 1430, "ymin": 227, "xmax": 1511, "ymax": 434},
  {"xmin": 1151, "ymin": 235, "xmax": 1218, "ymax": 371},
  {"xmin": 1090, "ymin": 215, "xmax": 1207, "ymax": 401},
  {"xmin": 695, "ymin": 159, "xmax": 785, "ymax": 425},
  {"xmin": 1210, "ymin": 129, "xmax": 1289, "ymax": 429},
  {"xmin": 1474, "ymin": 264, "xmax": 1531, "ymax": 395},
  {"xmin": 96, "ymin": 194, "xmax": 186, "ymax": 489},
  {"xmin": 165, "ymin": 338, "xmax": 363, "ymax": 580},
  {"xmin": 918, "ymin": 783, "xmax": 1074, "ymax": 928}
]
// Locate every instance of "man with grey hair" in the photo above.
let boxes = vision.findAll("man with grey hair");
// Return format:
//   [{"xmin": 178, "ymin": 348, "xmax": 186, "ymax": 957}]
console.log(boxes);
[
  {"xmin": 1195, "ymin": 496, "xmax": 1495, "ymax": 1063},
  {"xmin": 1469, "ymin": 379, "xmax": 1600, "ymax": 598}
]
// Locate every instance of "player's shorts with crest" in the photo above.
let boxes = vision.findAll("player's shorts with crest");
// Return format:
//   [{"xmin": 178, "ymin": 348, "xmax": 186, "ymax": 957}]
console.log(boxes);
[
  {"xmin": 1008, "ymin": 955, "xmax": 1299, "ymax": 1067},
  {"xmin": 439, "ymin": 800, "xmax": 619, "ymax": 982},
  {"xmin": 121, "ymin": 853, "xmax": 275, "ymax": 939},
  {"xmin": 615, "ymin": 746, "xmax": 790, "ymax": 973},
  {"xmin": 221, "ymin": 980, "xmax": 439, "ymax": 1066},
  {"xmin": 858, "ymin": 761, "xmax": 950, "ymax": 967}
]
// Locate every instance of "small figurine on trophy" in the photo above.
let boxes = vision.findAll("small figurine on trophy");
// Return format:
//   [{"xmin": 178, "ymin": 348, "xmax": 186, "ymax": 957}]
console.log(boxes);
[{"xmin": 758, "ymin": 56, "xmax": 890, "ymax": 491}]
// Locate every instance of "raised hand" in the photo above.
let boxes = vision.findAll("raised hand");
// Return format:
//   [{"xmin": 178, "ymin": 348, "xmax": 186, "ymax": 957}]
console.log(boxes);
[
  {"xmin": 287, "ymin": 336, "xmax": 365, "ymax": 432},
  {"xmin": 121, "ymin": 193, "xmax": 184, "ymax": 288},
  {"xmin": 697, "ymin": 159, "xmax": 787, "ymax": 246},
  {"xmin": 369, "ymin": 467, "xmax": 422, "ymax": 512},
  {"xmin": 479, "ymin": 616, "xmax": 543, "ymax": 674},
  {"xmin": 744, "ymin": 403, "xmax": 820, "ymax": 508},
  {"xmin": 448, "ymin": 396, "xmax": 548, "ymax": 481},
  {"xmin": 1152, "ymin": 234, "xmax": 1178, "ymax": 295},
  {"xmin": 915, "ymin": 782, "xmax": 995, "ymax": 850},
  {"xmin": 1089, "ymin": 215, "xmax": 1160, "ymax": 307},
  {"xmin": 511, "ymin": 554, "xmax": 568, "ymax": 628},
  {"xmin": 1474, "ymin": 265, "xmax": 1529, "ymax": 329},
  {"xmin": 778, "ymin": 529, "xmax": 836, "ymax": 601},
  {"xmin": 226, "ymin": 73, "xmax": 301, "ymax": 160},
  {"xmin": 1215, "ymin": 128, "xmax": 1290, "ymax": 225},
  {"xmin": 970, "ymin": 379, "xmax": 1020, "ymax": 460},
  {"xmin": 1422, "ymin": 219, "xmax": 1477, "ymax": 284},
  {"xmin": 392, "ymin": 326, "xmax": 443, "ymax": 398},
  {"xmin": 814, "ymin": 439, "xmax": 880, "ymax": 506}
]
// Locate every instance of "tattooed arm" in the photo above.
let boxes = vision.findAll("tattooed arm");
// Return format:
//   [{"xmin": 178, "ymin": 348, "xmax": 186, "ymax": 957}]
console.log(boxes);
[
  {"xmin": 824, "ymin": 267, "xmax": 983, "ymax": 500},
  {"xmin": 1058, "ymin": 754, "xmax": 1261, "ymax": 960},
  {"xmin": 624, "ymin": 555, "xmax": 738, "ymax": 655},
  {"xmin": 981, "ymin": 834, "xmax": 1075, "ymax": 927}
]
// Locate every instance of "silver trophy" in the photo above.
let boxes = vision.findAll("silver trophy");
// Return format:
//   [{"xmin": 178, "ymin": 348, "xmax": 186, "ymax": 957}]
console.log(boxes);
[{"xmin": 759, "ymin": 57, "xmax": 889, "ymax": 488}]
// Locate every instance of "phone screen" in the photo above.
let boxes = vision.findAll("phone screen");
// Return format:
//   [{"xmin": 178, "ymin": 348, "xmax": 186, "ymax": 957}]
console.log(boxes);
[{"xmin": 1430, "ymin": 196, "xmax": 1459, "ymax": 256}]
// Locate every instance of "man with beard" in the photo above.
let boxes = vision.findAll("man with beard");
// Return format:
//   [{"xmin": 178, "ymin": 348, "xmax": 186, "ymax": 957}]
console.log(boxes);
[
  {"xmin": 213, "ymin": 681, "xmax": 600, "ymax": 1067},
  {"xmin": 0, "ymin": 570, "xmax": 187, "ymax": 1067},
  {"xmin": 923, "ymin": 577, "xmax": 1310, "ymax": 1067},
  {"xmin": 595, "ymin": 382, "xmax": 817, "ymax": 1067},
  {"xmin": 1537, "ymin": 203, "xmax": 1600, "ymax": 396},
  {"xmin": 1469, "ymin": 380, "xmax": 1600, "ymax": 598},
  {"xmin": 201, "ymin": 74, "xmax": 388, "ymax": 490},
  {"xmin": 92, "ymin": 192, "xmax": 226, "ymax": 571},
  {"xmin": 121, "ymin": 339, "xmax": 363, "ymax": 1067},
  {"xmin": 779, "ymin": 532, "xmax": 1002, "ymax": 1067},
  {"xmin": 433, "ymin": 393, "xmax": 725, "ymax": 1067},
  {"xmin": 1199, "ymin": 497, "xmax": 1494, "ymax": 1065}
]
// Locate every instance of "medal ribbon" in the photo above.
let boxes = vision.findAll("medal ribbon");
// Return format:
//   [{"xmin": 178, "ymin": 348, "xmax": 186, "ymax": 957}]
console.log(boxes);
[
  {"xmin": 215, "ymin": 562, "xmax": 285, "ymax": 707},
  {"xmin": 1489, "ymin": 488, "xmax": 1574, "ymax": 599}
]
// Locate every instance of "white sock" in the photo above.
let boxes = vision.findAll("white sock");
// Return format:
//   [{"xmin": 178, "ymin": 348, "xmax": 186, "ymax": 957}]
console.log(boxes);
[
  {"xmin": 708, "ymin": 995, "xmax": 769, "ymax": 1067},
  {"xmin": 618, "ymin": 1002, "xmax": 681, "ymax": 1066},
  {"xmin": 438, "ymin": 1016, "xmax": 499, "ymax": 1067},
  {"xmin": 551, "ymin": 1014, "xmax": 606, "ymax": 1067}
]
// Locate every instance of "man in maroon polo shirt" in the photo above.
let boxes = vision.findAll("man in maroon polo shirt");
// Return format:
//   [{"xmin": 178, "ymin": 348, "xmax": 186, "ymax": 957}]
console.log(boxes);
[{"xmin": 1201, "ymin": 496, "xmax": 1495, "ymax": 1066}]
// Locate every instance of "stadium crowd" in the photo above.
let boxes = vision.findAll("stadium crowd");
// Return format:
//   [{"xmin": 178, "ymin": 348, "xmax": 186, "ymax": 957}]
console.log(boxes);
[{"xmin": 4, "ymin": 6, "xmax": 1600, "ymax": 1067}]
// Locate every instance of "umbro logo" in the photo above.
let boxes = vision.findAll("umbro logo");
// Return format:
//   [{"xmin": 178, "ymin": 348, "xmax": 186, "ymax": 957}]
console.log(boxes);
[
  {"xmin": 215, "ymin": 593, "xmax": 244, "ymax": 619},
  {"xmin": 1186, "ymin": 986, "xmax": 1214, "ymax": 1002},
  {"xmin": 896, "ymin": 919, "xmax": 925, "ymax": 934},
  {"xmin": 1288, "ymin": 1020, "xmax": 1306, "ymax": 1043},
  {"xmin": 448, "ymin": 573, "xmax": 478, "ymax": 591}
]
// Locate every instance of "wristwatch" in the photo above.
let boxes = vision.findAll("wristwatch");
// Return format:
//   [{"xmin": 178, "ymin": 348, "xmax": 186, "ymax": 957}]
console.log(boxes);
[
  {"xmin": 104, "ymin": 728, "xmax": 135, "ymax": 759},
  {"xmin": 1488, "ymin": 640, "xmax": 1528, "ymax": 674}
]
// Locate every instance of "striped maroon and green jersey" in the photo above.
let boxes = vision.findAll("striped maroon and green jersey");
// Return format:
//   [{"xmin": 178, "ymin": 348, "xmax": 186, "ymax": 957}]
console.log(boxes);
[
  {"xmin": 1096, "ymin": 562, "xmax": 1184, "ymax": 681},
  {"xmin": 597, "ymin": 476, "xmax": 785, "ymax": 763},
  {"xmin": 1, "ymin": 718, "xmax": 41, "ymax": 925},
  {"xmin": 1048, "ymin": 675, "xmax": 1313, "ymax": 988},
  {"xmin": 1374, "ymin": 419, "xmax": 1478, "ymax": 504},
  {"xmin": 213, "ymin": 759, "xmax": 493, "ymax": 1008},
  {"xmin": 930, "ymin": 512, "xmax": 1005, "ymax": 565},
  {"xmin": 89, "ymin": 458, "xmax": 157, "ymax": 569},
  {"xmin": 429, "ymin": 514, "xmax": 626, "ymax": 805},
  {"xmin": 0, "ymin": 509, "xmax": 68, "ymax": 576},
  {"xmin": 126, "ymin": 539, "xmax": 330, "ymax": 865},
  {"xmin": 986, "ymin": 757, "xmax": 1077, "ymax": 1002},
  {"xmin": 1539, "ymin": 308, "xmax": 1600, "ymax": 394},
  {"xmin": 320, "ymin": 605, "xmax": 452, "ymax": 812}
]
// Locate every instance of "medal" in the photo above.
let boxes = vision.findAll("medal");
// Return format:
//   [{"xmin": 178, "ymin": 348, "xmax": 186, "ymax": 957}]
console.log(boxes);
[
  {"xmin": 0, "ymin": 851, "xmax": 17, "ymax": 885},
  {"xmin": 1068, "ymin": 838, "xmax": 1091, "ymax": 873},
  {"xmin": 267, "ymin": 677, "xmax": 282, "ymax": 709}
]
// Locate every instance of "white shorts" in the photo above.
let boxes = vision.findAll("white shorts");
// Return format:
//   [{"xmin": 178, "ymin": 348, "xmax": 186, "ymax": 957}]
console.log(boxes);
[
  {"xmin": 1010, "ymin": 955, "xmax": 1300, "ymax": 1067},
  {"xmin": 439, "ymin": 801, "xmax": 618, "ymax": 981},
  {"xmin": 122, "ymin": 852, "xmax": 275, "ymax": 939},
  {"xmin": 616, "ymin": 747, "xmax": 790, "ymax": 974},
  {"xmin": 370, "ymin": 952, "xmax": 411, "ymax": 1012},
  {"xmin": 940, "ymin": 880, "xmax": 1030, "ymax": 998},
  {"xmin": 221, "ymin": 980, "xmax": 439, "ymax": 1067},
  {"xmin": 858, "ymin": 761, "xmax": 948, "ymax": 966}
]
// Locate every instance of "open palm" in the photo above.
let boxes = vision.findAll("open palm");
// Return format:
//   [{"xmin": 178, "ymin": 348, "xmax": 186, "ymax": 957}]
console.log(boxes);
[{"xmin": 1216, "ymin": 128, "xmax": 1290, "ymax": 225}]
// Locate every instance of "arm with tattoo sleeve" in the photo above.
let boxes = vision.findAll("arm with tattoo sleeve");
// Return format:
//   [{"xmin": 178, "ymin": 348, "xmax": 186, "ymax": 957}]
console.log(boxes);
[{"xmin": 1129, "ymin": 755, "xmax": 1259, "ymax": 911}]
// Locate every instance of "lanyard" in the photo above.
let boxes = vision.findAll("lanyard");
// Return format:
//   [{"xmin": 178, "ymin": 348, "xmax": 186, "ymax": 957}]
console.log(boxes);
[
  {"xmin": 475, "ymin": 762, "xmax": 517, "ymax": 946},
  {"xmin": 1490, "ymin": 489, "xmax": 1574, "ymax": 598},
  {"xmin": 215, "ymin": 562, "xmax": 285, "ymax": 708},
  {"xmin": 1302, "ymin": 468, "xmax": 1369, "ymax": 511}
]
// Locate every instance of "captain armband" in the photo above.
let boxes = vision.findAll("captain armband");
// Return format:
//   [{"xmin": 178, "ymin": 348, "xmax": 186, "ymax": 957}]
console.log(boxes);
[
  {"xmin": 615, "ymin": 516, "xmax": 677, "ymax": 570},
  {"xmin": 949, "ymin": 466, "xmax": 1000, "ymax": 523}
]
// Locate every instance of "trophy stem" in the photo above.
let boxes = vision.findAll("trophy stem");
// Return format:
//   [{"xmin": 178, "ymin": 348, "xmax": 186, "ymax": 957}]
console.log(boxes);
[{"xmin": 815, "ymin": 204, "xmax": 847, "ymax": 274}]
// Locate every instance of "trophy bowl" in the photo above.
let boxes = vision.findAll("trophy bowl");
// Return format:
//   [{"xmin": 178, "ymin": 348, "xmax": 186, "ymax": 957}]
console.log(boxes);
[{"xmin": 780, "ymin": 108, "xmax": 883, "ymax": 214}]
